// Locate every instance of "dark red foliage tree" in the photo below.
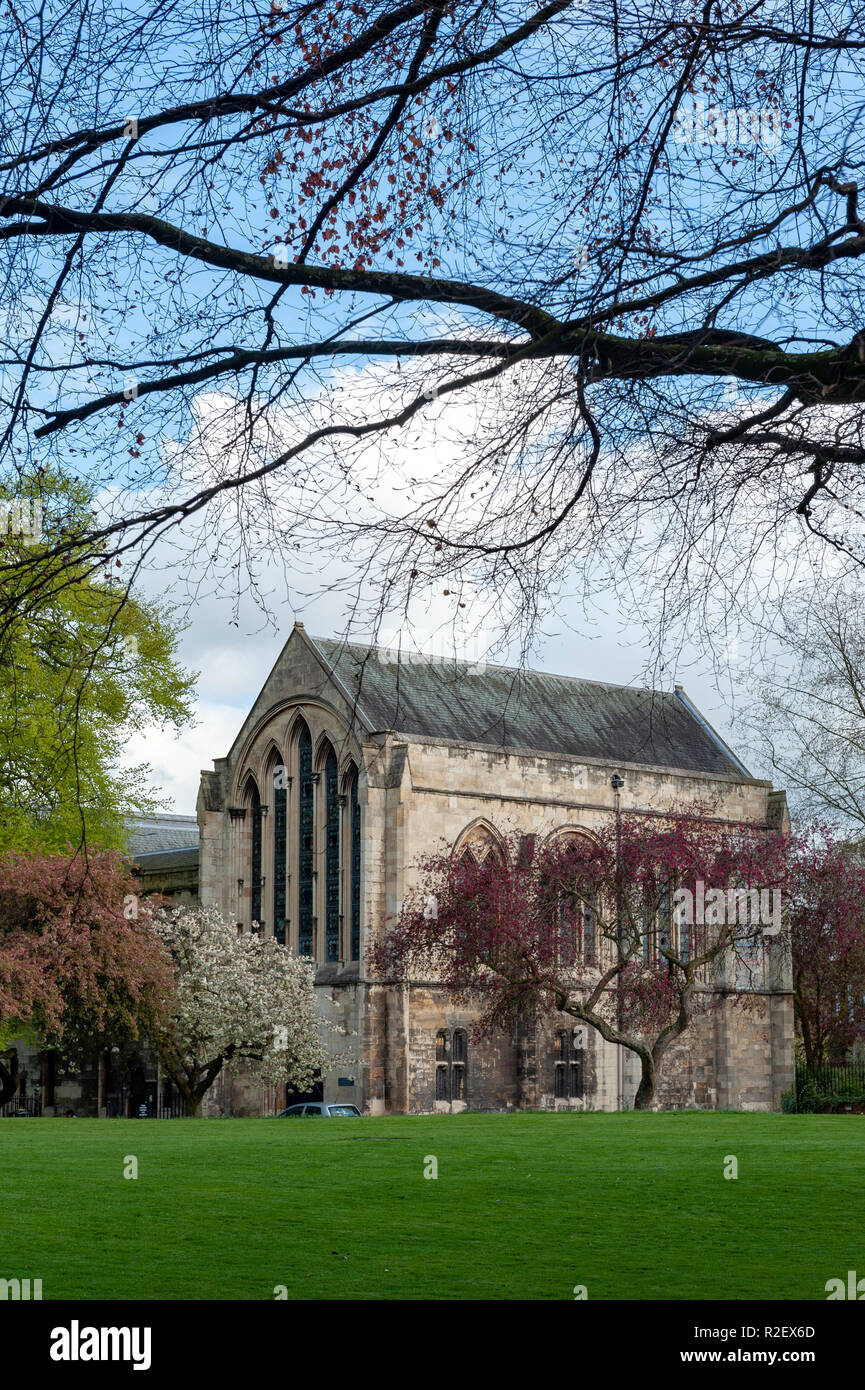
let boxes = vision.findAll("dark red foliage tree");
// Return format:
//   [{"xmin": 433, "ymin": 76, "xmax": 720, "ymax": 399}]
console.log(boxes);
[
  {"xmin": 788, "ymin": 833, "xmax": 865, "ymax": 1067},
  {"xmin": 0, "ymin": 849, "xmax": 172, "ymax": 1106},
  {"xmin": 376, "ymin": 809, "xmax": 790, "ymax": 1108}
]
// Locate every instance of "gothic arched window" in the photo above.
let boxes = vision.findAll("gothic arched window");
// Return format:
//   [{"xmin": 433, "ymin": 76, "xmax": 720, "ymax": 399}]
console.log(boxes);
[
  {"xmin": 435, "ymin": 1031, "xmax": 450, "ymax": 1101},
  {"xmin": 272, "ymin": 760, "xmax": 287, "ymax": 946},
  {"xmin": 642, "ymin": 870, "xmax": 675, "ymax": 966},
  {"xmin": 250, "ymin": 780, "xmax": 262, "ymax": 930},
  {"xmin": 324, "ymin": 747, "xmax": 340, "ymax": 963},
  {"xmin": 452, "ymin": 1029, "xmax": 467, "ymax": 1101},
  {"xmin": 298, "ymin": 723, "xmax": 314, "ymax": 956},
  {"xmin": 454, "ymin": 821, "xmax": 505, "ymax": 869},
  {"xmin": 435, "ymin": 1029, "xmax": 468, "ymax": 1103},
  {"xmin": 546, "ymin": 834, "xmax": 599, "ymax": 968},
  {"xmin": 554, "ymin": 1029, "xmax": 584, "ymax": 1099},
  {"xmin": 350, "ymin": 769, "xmax": 361, "ymax": 962},
  {"xmin": 580, "ymin": 891, "xmax": 597, "ymax": 965}
]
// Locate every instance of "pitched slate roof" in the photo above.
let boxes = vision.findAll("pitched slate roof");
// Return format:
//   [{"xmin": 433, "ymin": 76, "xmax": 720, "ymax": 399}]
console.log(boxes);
[
  {"xmin": 132, "ymin": 847, "xmax": 200, "ymax": 872},
  {"xmin": 126, "ymin": 814, "xmax": 199, "ymax": 855},
  {"xmin": 309, "ymin": 636, "xmax": 751, "ymax": 778}
]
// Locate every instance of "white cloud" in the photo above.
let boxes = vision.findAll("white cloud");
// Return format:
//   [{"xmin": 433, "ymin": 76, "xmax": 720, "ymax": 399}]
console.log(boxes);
[
  {"xmin": 125, "ymin": 701, "xmax": 244, "ymax": 813},
  {"xmin": 107, "ymin": 358, "xmax": 799, "ymax": 809}
]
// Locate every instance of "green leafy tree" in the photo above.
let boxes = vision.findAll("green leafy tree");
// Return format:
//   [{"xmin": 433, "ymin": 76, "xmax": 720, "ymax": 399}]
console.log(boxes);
[{"xmin": 0, "ymin": 469, "xmax": 196, "ymax": 852}]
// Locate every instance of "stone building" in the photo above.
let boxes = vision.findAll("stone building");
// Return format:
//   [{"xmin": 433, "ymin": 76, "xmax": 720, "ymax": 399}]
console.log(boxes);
[
  {"xmin": 131, "ymin": 812, "xmax": 199, "ymax": 904},
  {"xmin": 196, "ymin": 624, "xmax": 794, "ymax": 1116}
]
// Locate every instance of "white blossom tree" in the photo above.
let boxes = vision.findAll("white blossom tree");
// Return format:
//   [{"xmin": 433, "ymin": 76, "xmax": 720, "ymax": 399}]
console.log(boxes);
[{"xmin": 152, "ymin": 904, "xmax": 329, "ymax": 1117}]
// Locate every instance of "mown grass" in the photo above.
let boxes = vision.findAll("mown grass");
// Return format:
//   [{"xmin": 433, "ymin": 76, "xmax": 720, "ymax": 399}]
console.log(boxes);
[{"xmin": 0, "ymin": 1111, "xmax": 861, "ymax": 1300}]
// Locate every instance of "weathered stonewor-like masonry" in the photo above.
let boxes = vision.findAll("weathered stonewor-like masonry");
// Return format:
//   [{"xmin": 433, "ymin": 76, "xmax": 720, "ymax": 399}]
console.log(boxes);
[{"xmin": 196, "ymin": 624, "xmax": 793, "ymax": 1116}]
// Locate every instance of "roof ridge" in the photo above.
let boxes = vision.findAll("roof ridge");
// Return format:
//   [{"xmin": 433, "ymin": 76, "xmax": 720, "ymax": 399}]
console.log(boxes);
[
  {"xmin": 302, "ymin": 634, "xmax": 748, "ymax": 780},
  {"xmin": 128, "ymin": 812, "xmax": 198, "ymax": 823},
  {"xmin": 312, "ymin": 635, "xmax": 674, "ymax": 699}
]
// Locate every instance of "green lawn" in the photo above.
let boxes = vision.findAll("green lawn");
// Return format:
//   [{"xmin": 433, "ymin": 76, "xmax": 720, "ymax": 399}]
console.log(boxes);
[{"xmin": 0, "ymin": 1111, "xmax": 862, "ymax": 1300}]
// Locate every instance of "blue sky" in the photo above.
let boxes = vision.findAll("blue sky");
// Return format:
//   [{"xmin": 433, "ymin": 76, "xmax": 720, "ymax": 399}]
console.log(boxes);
[
  {"xmin": 6, "ymin": 5, "xmax": 856, "ymax": 812},
  {"xmin": 124, "ymin": 525, "xmax": 764, "ymax": 814}
]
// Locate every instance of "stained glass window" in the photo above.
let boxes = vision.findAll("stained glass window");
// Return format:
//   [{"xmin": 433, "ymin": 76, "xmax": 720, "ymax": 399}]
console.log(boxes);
[
  {"xmin": 570, "ymin": 1059, "xmax": 583, "ymax": 1098},
  {"xmin": 350, "ymin": 771, "xmax": 361, "ymax": 961},
  {"xmin": 554, "ymin": 1030, "xmax": 585, "ymax": 1099},
  {"xmin": 250, "ymin": 781, "xmax": 262, "ymax": 929},
  {"xmin": 679, "ymin": 907, "xmax": 690, "ymax": 964},
  {"xmin": 435, "ymin": 1030, "xmax": 467, "ymax": 1104},
  {"xmin": 582, "ymin": 892, "xmax": 597, "ymax": 964},
  {"xmin": 273, "ymin": 773, "xmax": 287, "ymax": 947},
  {"xmin": 452, "ymin": 1065, "xmax": 464, "ymax": 1101},
  {"xmin": 658, "ymin": 872, "xmax": 672, "ymax": 957},
  {"xmin": 452, "ymin": 1030, "xmax": 466, "ymax": 1100},
  {"xmin": 559, "ymin": 892, "xmax": 577, "ymax": 966},
  {"xmin": 298, "ymin": 724, "xmax": 314, "ymax": 956},
  {"xmin": 325, "ymin": 748, "xmax": 340, "ymax": 963},
  {"xmin": 555, "ymin": 1062, "xmax": 566, "ymax": 1098}
]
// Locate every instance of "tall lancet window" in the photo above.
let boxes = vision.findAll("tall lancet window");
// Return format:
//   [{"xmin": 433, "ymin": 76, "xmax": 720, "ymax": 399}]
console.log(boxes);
[
  {"xmin": 350, "ymin": 771, "xmax": 361, "ymax": 962},
  {"xmin": 250, "ymin": 781, "xmax": 262, "ymax": 929},
  {"xmin": 273, "ymin": 763, "xmax": 287, "ymax": 947},
  {"xmin": 298, "ymin": 723, "xmax": 314, "ymax": 956},
  {"xmin": 325, "ymin": 748, "xmax": 340, "ymax": 963}
]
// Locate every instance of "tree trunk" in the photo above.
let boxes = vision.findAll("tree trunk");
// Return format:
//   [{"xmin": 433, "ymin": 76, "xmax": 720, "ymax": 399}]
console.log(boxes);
[
  {"xmin": 633, "ymin": 1053, "xmax": 655, "ymax": 1110},
  {"xmin": 97, "ymin": 1050, "xmax": 107, "ymax": 1116},
  {"xmin": 158, "ymin": 1055, "xmax": 225, "ymax": 1116},
  {"xmin": 41, "ymin": 1050, "xmax": 56, "ymax": 1111},
  {"xmin": 559, "ymin": 1003, "xmax": 659, "ymax": 1111},
  {"xmin": 186, "ymin": 1055, "xmax": 228, "ymax": 1116},
  {"xmin": 793, "ymin": 977, "xmax": 816, "ymax": 1068}
]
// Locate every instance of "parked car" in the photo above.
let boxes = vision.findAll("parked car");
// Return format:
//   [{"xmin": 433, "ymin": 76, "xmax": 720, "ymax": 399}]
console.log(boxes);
[{"xmin": 277, "ymin": 1102, "xmax": 361, "ymax": 1118}]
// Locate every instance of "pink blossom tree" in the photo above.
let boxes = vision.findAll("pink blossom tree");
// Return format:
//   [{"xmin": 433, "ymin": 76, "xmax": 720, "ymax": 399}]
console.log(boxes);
[
  {"xmin": 0, "ymin": 849, "xmax": 172, "ymax": 1106},
  {"xmin": 376, "ymin": 810, "xmax": 790, "ymax": 1109},
  {"xmin": 151, "ymin": 905, "xmax": 331, "ymax": 1116}
]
